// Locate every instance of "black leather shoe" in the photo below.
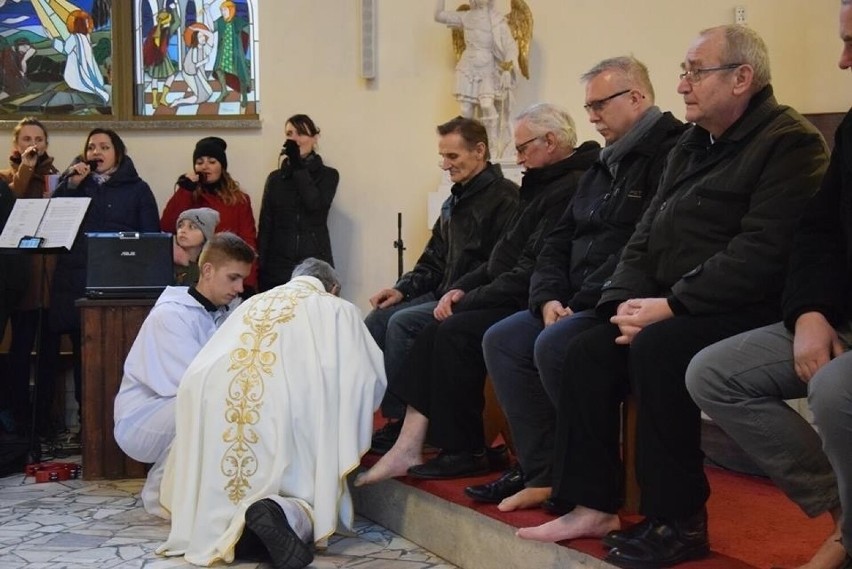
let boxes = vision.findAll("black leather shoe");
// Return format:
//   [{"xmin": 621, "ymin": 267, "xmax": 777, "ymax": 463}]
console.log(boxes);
[
  {"xmin": 602, "ymin": 516, "xmax": 656, "ymax": 549},
  {"xmin": 370, "ymin": 419, "xmax": 403, "ymax": 455},
  {"xmin": 604, "ymin": 509, "xmax": 710, "ymax": 568},
  {"xmin": 464, "ymin": 465, "xmax": 524, "ymax": 503},
  {"xmin": 234, "ymin": 523, "xmax": 268, "ymax": 562},
  {"xmin": 243, "ymin": 498, "xmax": 314, "ymax": 569},
  {"xmin": 486, "ymin": 444, "xmax": 511, "ymax": 472},
  {"xmin": 407, "ymin": 450, "xmax": 489, "ymax": 479},
  {"xmin": 542, "ymin": 496, "xmax": 575, "ymax": 516}
]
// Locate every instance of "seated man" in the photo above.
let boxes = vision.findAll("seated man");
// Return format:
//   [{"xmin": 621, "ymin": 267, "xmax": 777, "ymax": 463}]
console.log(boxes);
[
  {"xmin": 156, "ymin": 258, "xmax": 386, "ymax": 569},
  {"xmin": 474, "ymin": 55, "xmax": 684, "ymax": 510},
  {"xmin": 516, "ymin": 25, "xmax": 829, "ymax": 569},
  {"xmin": 686, "ymin": 6, "xmax": 852, "ymax": 568},
  {"xmin": 113, "ymin": 232, "xmax": 254, "ymax": 518},
  {"xmin": 356, "ymin": 102, "xmax": 600, "ymax": 484},
  {"xmin": 365, "ymin": 116, "xmax": 518, "ymax": 451}
]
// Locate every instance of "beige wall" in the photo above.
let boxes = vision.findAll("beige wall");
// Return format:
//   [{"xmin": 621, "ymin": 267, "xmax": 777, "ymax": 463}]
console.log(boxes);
[{"xmin": 39, "ymin": 0, "xmax": 852, "ymax": 311}]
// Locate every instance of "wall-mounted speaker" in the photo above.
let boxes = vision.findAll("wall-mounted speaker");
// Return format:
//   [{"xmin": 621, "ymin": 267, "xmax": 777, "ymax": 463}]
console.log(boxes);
[{"xmin": 360, "ymin": 0, "xmax": 377, "ymax": 79}]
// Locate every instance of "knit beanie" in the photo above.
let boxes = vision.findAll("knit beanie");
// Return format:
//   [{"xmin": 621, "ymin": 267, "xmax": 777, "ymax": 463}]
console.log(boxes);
[
  {"xmin": 177, "ymin": 207, "xmax": 220, "ymax": 243},
  {"xmin": 193, "ymin": 136, "xmax": 228, "ymax": 170}
]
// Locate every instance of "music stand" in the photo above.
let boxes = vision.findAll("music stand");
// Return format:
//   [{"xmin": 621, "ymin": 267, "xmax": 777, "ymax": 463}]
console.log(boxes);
[
  {"xmin": 0, "ymin": 196, "xmax": 90, "ymax": 465},
  {"xmin": 0, "ymin": 244, "xmax": 67, "ymax": 464}
]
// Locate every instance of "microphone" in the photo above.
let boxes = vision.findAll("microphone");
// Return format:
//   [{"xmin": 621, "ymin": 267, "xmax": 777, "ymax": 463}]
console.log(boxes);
[
  {"xmin": 23, "ymin": 147, "xmax": 38, "ymax": 159},
  {"xmin": 61, "ymin": 159, "xmax": 98, "ymax": 180},
  {"xmin": 197, "ymin": 172, "xmax": 207, "ymax": 185},
  {"xmin": 279, "ymin": 144, "xmax": 287, "ymax": 157}
]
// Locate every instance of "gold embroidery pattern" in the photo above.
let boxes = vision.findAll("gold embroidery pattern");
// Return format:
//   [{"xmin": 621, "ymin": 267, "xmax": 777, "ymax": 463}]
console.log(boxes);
[{"xmin": 220, "ymin": 280, "xmax": 323, "ymax": 503}]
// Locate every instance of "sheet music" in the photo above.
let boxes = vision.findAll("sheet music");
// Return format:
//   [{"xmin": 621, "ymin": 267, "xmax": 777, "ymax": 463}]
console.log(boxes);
[
  {"xmin": 0, "ymin": 197, "xmax": 91, "ymax": 250},
  {"xmin": 39, "ymin": 198, "xmax": 91, "ymax": 249}
]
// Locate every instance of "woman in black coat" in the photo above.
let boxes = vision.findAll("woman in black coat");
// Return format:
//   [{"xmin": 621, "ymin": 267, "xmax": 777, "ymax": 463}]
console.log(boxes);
[
  {"xmin": 42, "ymin": 128, "xmax": 159, "ymax": 435},
  {"xmin": 257, "ymin": 114, "xmax": 339, "ymax": 291}
]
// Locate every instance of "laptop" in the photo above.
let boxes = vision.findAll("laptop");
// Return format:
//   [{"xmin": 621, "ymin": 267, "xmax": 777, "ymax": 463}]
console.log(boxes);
[{"xmin": 85, "ymin": 232, "xmax": 174, "ymax": 299}]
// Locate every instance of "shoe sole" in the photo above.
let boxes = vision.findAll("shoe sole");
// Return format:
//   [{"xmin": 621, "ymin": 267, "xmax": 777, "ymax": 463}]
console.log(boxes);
[
  {"xmin": 407, "ymin": 466, "xmax": 490, "ymax": 480},
  {"xmin": 605, "ymin": 543, "xmax": 710, "ymax": 569},
  {"xmin": 244, "ymin": 500, "xmax": 314, "ymax": 569}
]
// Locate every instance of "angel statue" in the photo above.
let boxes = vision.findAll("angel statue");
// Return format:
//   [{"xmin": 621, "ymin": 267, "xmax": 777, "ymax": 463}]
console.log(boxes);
[{"xmin": 435, "ymin": 0, "xmax": 532, "ymax": 159}]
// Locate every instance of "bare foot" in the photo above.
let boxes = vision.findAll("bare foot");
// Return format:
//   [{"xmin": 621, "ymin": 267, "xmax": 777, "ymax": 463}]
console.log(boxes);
[
  {"xmin": 795, "ymin": 521, "xmax": 845, "ymax": 569},
  {"xmin": 498, "ymin": 487, "xmax": 551, "ymax": 512},
  {"xmin": 354, "ymin": 447, "xmax": 422, "ymax": 487},
  {"xmin": 515, "ymin": 505, "xmax": 620, "ymax": 542}
]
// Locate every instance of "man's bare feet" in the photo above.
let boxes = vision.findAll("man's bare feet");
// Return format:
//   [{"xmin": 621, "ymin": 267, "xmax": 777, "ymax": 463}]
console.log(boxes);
[
  {"xmin": 515, "ymin": 505, "xmax": 620, "ymax": 542},
  {"xmin": 498, "ymin": 487, "xmax": 551, "ymax": 512},
  {"xmin": 354, "ymin": 447, "xmax": 423, "ymax": 487},
  {"xmin": 793, "ymin": 517, "xmax": 846, "ymax": 569}
]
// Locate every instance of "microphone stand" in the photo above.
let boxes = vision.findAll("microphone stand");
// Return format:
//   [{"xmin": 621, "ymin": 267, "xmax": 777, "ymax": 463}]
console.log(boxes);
[
  {"xmin": 24, "ymin": 250, "xmax": 51, "ymax": 464},
  {"xmin": 393, "ymin": 212, "xmax": 405, "ymax": 280}
]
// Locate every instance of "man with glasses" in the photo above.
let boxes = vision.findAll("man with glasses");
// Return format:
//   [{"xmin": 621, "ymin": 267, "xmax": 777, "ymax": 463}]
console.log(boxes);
[
  {"xmin": 468, "ymin": 56, "xmax": 684, "ymax": 509},
  {"xmin": 355, "ymin": 103, "xmax": 600, "ymax": 484},
  {"xmin": 365, "ymin": 116, "xmax": 518, "ymax": 454},
  {"xmin": 687, "ymin": 4, "xmax": 852, "ymax": 568},
  {"xmin": 515, "ymin": 25, "xmax": 829, "ymax": 569}
]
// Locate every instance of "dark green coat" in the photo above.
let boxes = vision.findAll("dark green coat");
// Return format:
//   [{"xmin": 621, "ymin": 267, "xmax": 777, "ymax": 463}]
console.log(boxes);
[{"xmin": 600, "ymin": 86, "xmax": 829, "ymax": 317}]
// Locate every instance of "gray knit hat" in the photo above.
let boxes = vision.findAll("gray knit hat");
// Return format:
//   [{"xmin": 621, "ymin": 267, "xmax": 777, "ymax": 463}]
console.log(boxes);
[{"xmin": 177, "ymin": 207, "xmax": 220, "ymax": 243}]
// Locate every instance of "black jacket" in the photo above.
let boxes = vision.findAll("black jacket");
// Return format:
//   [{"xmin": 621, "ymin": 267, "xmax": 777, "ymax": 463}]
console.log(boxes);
[
  {"xmin": 450, "ymin": 141, "xmax": 600, "ymax": 312},
  {"xmin": 395, "ymin": 163, "xmax": 518, "ymax": 299},
  {"xmin": 0, "ymin": 180, "xmax": 26, "ymax": 342},
  {"xmin": 783, "ymin": 109, "xmax": 852, "ymax": 329},
  {"xmin": 50, "ymin": 156, "xmax": 160, "ymax": 332},
  {"xmin": 257, "ymin": 153, "xmax": 339, "ymax": 290},
  {"xmin": 600, "ymin": 87, "xmax": 829, "ymax": 317},
  {"xmin": 529, "ymin": 112, "xmax": 686, "ymax": 314}
]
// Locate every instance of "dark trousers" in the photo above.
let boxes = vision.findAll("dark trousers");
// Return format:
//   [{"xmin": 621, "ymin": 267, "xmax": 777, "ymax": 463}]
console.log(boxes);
[
  {"xmin": 393, "ymin": 307, "xmax": 516, "ymax": 451},
  {"xmin": 483, "ymin": 309, "xmax": 601, "ymax": 486},
  {"xmin": 34, "ymin": 327, "xmax": 81, "ymax": 436},
  {"xmin": 8, "ymin": 309, "xmax": 41, "ymax": 427},
  {"xmin": 552, "ymin": 309, "xmax": 775, "ymax": 517}
]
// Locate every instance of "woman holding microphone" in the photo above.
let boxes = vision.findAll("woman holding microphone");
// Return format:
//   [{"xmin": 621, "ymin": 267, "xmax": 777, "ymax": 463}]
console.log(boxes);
[{"xmin": 257, "ymin": 114, "xmax": 339, "ymax": 292}]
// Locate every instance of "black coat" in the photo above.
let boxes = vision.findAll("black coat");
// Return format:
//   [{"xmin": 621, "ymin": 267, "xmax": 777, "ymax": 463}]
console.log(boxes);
[
  {"xmin": 50, "ymin": 156, "xmax": 160, "ymax": 332},
  {"xmin": 0, "ymin": 180, "xmax": 27, "ymax": 342},
  {"xmin": 257, "ymin": 153, "xmax": 339, "ymax": 290},
  {"xmin": 450, "ymin": 141, "xmax": 600, "ymax": 312},
  {"xmin": 529, "ymin": 112, "xmax": 686, "ymax": 314},
  {"xmin": 783, "ymin": 109, "xmax": 852, "ymax": 328},
  {"xmin": 600, "ymin": 87, "xmax": 829, "ymax": 317},
  {"xmin": 395, "ymin": 163, "xmax": 518, "ymax": 299}
]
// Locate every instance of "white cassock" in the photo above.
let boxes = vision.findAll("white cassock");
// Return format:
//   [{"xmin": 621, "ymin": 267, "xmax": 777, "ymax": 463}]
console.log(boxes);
[{"xmin": 156, "ymin": 276, "xmax": 386, "ymax": 565}]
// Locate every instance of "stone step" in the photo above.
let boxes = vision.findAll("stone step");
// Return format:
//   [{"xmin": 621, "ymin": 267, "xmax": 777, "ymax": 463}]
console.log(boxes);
[{"xmin": 353, "ymin": 478, "xmax": 615, "ymax": 569}]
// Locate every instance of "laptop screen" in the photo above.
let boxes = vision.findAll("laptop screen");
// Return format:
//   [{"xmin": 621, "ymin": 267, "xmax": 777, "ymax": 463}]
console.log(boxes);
[{"xmin": 85, "ymin": 232, "xmax": 174, "ymax": 298}]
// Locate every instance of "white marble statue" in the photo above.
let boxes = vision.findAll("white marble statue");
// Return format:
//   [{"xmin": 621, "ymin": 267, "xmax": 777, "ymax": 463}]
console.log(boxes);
[{"xmin": 435, "ymin": 0, "xmax": 532, "ymax": 159}]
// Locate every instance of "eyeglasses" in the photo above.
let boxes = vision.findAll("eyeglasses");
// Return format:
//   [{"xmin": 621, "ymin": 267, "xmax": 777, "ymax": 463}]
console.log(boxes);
[
  {"xmin": 583, "ymin": 89, "xmax": 632, "ymax": 113},
  {"xmin": 515, "ymin": 135, "xmax": 543, "ymax": 155},
  {"xmin": 679, "ymin": 63, "xmax": 743, "ymax": 84}
]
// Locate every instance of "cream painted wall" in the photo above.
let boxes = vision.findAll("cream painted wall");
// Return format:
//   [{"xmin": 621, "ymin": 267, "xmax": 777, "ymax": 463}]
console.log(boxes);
[{"xmin": 37, "ymin": 0, "xmax": 852, "ymax": 312}]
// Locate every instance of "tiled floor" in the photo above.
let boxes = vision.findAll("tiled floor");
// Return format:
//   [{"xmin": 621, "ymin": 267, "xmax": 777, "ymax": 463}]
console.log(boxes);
[{"xmin": 0, "ymin": 458, "xmax": 455, "ymax": 568}]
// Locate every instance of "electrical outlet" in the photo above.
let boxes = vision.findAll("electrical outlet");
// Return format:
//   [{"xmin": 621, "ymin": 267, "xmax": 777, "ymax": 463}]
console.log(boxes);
[{"xmin": 735, "ymin": 6, "xmax": 747, "ymax": 25}]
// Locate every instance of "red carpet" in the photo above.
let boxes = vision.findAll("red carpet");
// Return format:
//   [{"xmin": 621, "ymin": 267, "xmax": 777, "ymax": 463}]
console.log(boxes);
[{"xmin": 360, "ymin": 453, "xmax": 833, "ymax": 568}]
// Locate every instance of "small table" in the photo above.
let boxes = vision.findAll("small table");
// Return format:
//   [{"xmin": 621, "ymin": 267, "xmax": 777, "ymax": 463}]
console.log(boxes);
[{"xmin": 77, "ymin": 298, "xmax": 154, "ymax": 480}]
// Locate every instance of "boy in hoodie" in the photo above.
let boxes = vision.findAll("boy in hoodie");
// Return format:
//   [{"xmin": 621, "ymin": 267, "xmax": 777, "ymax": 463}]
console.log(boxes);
[
  {"xmin": 173, "ymin": 207, "xmax": 220, "ymax": 285},
  {"xmin": 114, "ymin": 232, "xmax": 255, "ymax": 518}
]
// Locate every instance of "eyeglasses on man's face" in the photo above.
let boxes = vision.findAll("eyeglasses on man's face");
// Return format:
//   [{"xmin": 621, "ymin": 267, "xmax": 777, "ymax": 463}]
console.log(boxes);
[
  {"xmin": 583, "ymin": 89, "xmax": 632, "ymax": 113},
  {"xmin": 679, "ymin": 63, "xmax": 743, "ymax": 84},
  {"xmin": 515, "ymin": 135, "xmax": 543, "ymax": 155}
]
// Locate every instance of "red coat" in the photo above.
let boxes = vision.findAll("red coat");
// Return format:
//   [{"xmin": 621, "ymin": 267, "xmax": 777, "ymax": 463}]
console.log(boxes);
[{"xmin": 160, "ymin": 188, "xmax": 258, "ymax": 288}]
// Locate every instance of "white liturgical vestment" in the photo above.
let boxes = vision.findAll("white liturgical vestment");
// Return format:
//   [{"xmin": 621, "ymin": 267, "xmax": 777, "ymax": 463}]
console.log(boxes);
[{"xmin": 157, "ymin": 276, "xmax": 386, "ymax": 565}]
